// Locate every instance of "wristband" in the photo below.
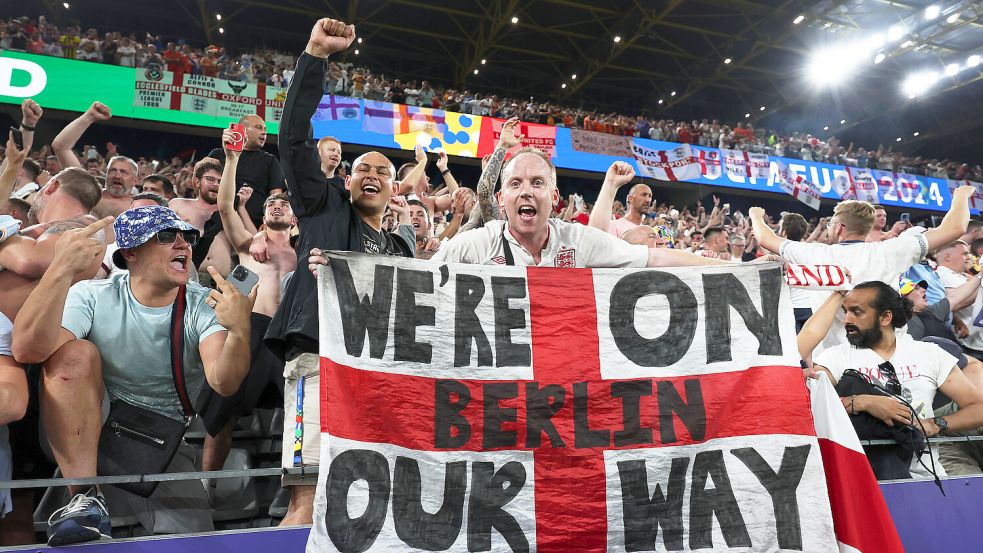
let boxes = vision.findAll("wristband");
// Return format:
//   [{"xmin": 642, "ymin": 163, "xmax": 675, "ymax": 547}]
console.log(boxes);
[
  {"xmin": 440, "ymin": 168, "xmax": 451, "ymax": 176},
  {"xmin": 20, "ymin": 123, "xmax": 36, "ymax": 132}
]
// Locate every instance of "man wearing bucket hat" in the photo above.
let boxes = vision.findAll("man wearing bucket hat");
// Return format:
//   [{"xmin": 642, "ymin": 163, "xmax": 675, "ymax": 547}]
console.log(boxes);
[
  {"xmin": 898, "ymin": 277, "xmax": 962, "ymax": 343},
  {"xmin": 11, "ymin": 206, "xmax": 255, "ymax": 545}
]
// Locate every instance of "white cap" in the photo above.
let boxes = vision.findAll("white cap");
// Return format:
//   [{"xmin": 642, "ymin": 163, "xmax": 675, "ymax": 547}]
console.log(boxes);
[{"xmin": 11, "ymin": 183, "xmax": 39, "ymax": 200}]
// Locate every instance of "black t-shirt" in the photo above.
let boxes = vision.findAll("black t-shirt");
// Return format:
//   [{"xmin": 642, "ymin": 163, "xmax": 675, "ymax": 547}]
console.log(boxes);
[
  {"xmin": 389, "ymin": 88, "xmax": 406, "ymax": 104},
  {"xmin": 207, "ymin": 147, "xmax": 284, "ymax": 225},
  {"xmin": 360, "ymin": 219, "xmax": 403, "ymax": 256}
]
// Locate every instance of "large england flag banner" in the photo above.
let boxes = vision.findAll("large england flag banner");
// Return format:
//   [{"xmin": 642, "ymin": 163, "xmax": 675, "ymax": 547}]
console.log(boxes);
[
  {"xmin": 832, "ymin": 167, "xmax": 879, "ymax": 203},
  {"xmin": 632, "ymin": 142, "xmax": 701, "ymax": 181},
  {"xmin": 310, "ymin": 253, "xmax": 843, "ymax": 552},
  {"xmin": 776, "ymin": 161, "xmax": 823, "ymax": 211},
  {"xmin": 721, "ymin": 149, "xmax": 770, "ymax": 179}
]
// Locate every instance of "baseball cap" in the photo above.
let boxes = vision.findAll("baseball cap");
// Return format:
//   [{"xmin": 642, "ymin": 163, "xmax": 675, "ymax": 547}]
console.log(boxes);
[
  {"xmin": 112, "ymin": 206, "xmax": 198, "ymax": 269},
  {"xmin": 898, "ymin": 277, "xmax": 927, "ymax": 296},
  {"xmin": 11, "ymin": 182, "xmax": 39, "ymax": 200}
]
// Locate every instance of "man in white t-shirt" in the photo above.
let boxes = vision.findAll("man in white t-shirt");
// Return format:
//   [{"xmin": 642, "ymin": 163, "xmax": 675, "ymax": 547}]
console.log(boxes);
[
  {"xmin": 431, "ymin": 153, "xmax": 731, "ymax": 268},
  {"xmin": 812, "ymin": 282, "xmax": 983, "ymax": 478},
  {"xmin": 751, "ymin": 185, "xmax": 975, "ymax": 349},
  {"xmin": 933, "ymin": 240, "xmax": 983, "ymax": 355}
]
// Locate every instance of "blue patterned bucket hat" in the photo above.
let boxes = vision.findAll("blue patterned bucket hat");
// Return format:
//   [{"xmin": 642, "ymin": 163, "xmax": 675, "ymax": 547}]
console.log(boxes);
[{"xmin": 112, "ymin": 206, "xmax": 198, "ymax": 269}]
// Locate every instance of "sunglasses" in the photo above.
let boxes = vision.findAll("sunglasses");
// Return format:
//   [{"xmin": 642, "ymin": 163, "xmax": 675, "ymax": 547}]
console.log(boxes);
[
  {"xmin": 877, "ymin": 361, "xmax": 903, "ymax": 396},
  {"xmin": 155, "ymin": 229, "xmax": 199, "ymax": 246}
]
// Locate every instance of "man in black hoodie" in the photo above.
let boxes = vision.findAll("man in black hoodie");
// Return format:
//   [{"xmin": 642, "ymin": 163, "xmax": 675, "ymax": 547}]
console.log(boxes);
[{"xmin": 266, "ymin": 17, "xmax": 414, "ymax": 525}]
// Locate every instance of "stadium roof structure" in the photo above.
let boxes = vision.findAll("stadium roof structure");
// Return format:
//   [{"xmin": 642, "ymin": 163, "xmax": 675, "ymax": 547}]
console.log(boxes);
[{"xmin": 25, "ymin": 0, "xmax": 983, "ymax": 163}]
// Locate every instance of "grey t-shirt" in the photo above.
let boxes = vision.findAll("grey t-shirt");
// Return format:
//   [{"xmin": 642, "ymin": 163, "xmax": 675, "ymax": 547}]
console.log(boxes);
[{"xmin": 61, "ymin": 274, "xmax": 226, "ymax": 420}]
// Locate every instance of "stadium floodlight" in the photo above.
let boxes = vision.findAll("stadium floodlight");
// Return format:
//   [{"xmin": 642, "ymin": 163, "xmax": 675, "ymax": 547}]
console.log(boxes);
[
  {"xmin": 840, "ymin": 119, "xmax": 846, "ymax": 124},
  {"xmin": 216, "ymin": 14, "xmax": 222, "ymax": 21},
  {"xmin": 925, "ymin": 5, "xmax": 940, "ymax": 20},
  {"xmin": 571, "ymin": 74, "xmax": 577, "ymax": 79},
  {"xmin": 900, "ymin": 40, "xmax": 914, "ymax": 49},
  {"xmin": 481, "ymin": 59, "xmax": 486, "ymax": 64},
  {"xmin": 473, "ymin": 69, "xmax": 479, "ymax": 75},
  {"xmin": 874, "ymin": 52, "xmax": 886, "ymax": 64},
  {"xmin": 63, "ymin": 2, "xmax": 69, "ymax": 8},
  {"xmin": 745, "ymin": 113, "xmax": 750, "ymax": 118},
  {"xmin": 945, "ymin": 63, "xmax": 960, "ymax": 76},
  {"xmin": 888, "ymin": 24, "xmax": 905, "ymax": 41},
  {"xmin": 823, "ymin": 126, "xmax": 829, "ymax": 131},
  {"xmin": 357, "ymin": 37, "xmax": 363, "ymax": 44},
  {"xmin": 658, "ymin": 99, "xmax": 663, "ymax": 104},
  {"xmin": 511, "ymin": 16, "xmax": 518, "ymax": 24},
  {"xmin": 670, "ymin": 90, "xmax": 677, "ymax": 96},
  {"xmin": 760, "ymin": 106, "xmax": 766, "ymax": 111},
  {"xmin": 896, "ymin": 137, "xmax": 902, "ymax": 142},
  {"xmin": 218, "ymin": 27, "xmax": 225, "ymax": 34},
  {"xmin": 947, "ymin": 12, "xmax": 960, "ymax": 23},
  {"xmin": 724, "ymin": 58, "xmax": 732, "ymax": 64},
  {"xmin": 806, "ymin": 45, "xmax": 863, "ymax": 87},
  {"xmin": 613, "ymin": 35, "xmax": 622, "ymax": 43},
  {"xmin": 913, "ymin": 131, "xmax": 920, "ymax": 136},
  {"xmin": 968, "ymin": 54, "xmax": 981, "ymax": 68},
  {"xmin": 561, "ymin": 83, "xmax": 567, "ymax": 89},
  {"xmin": 867, "ymin": 33, "xmax": 885, "ymax": 50},
  {"xmin": 902, "ymin": 71, "xmax": 939, "ymax": 97},
  {"xmin": 793, "ymin": 15, "xmax": 805, "ymax": 25}
]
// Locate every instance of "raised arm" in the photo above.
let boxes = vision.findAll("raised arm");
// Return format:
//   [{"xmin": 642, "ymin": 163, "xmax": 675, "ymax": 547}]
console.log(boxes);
[
  {"xmin": 749, "ymin": 206, "xmax": 786, "ymax": 253},
  {"xmin": 51, "ymin": 102, "xmax": 111, "ymax": 169},
  {"xmin": 400, "ymin": 145, "xmax": 428, "ymax": 197},
  {"xmin": 216, "ymin": 132, "xmax": 255, "ymax": 253},
  {"xmin": 280, "ymin": 18, "xmax": 355, "ymax": 217},
  {"xmin": 588, "ymin": 161, "xmax": 634, "ymax": 232},
  {"xmin": 924, "ymin": 185, "xmax": 973, "ymax": 251},
  {"xmin": 0, "ymin": 133, "xmax": 29, "ymax": 209},
  {"xmin": 798, "ymin": 292, "xmax": 845, "ymax": 363},
  {"xmin": 946, "ymin": 273, "xmax": 982, "ymax": 311},
  {"xmin": 475, "ymin": 117, "xmax": 522, "ymax": 223}
]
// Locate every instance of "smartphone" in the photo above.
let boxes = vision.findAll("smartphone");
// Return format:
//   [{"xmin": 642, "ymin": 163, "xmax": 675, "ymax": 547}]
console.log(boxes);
[
  {"xmin": 900, "ymin": 212, "xmax": 910, "ymax": 223},
  {"xmin": 227, "ymin": 265, "xmax": 258, "ymax": 296},
  {"xmin": 723, "ymin": 203, "xmax": 731, "ymax": 215},
  {"xmin": 227, "ymin": 123, "xmax": 245, "ymax": 151},
  {"xmin": 9, "ymin": 127, "xmax": 23, "ymax": 149}
]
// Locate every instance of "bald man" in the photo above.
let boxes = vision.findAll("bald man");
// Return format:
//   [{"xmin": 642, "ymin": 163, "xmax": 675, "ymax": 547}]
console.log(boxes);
[
  {"xmin": 207, "ymin": 114, "xmax": 285, "ymax": 226},
  {"xmin": 590, "ymin": 175, "xmax": 653, "ymax": 238},
  {"xmin": 265, "ymin": 17, "xmax": 414, "ymax": 526}
]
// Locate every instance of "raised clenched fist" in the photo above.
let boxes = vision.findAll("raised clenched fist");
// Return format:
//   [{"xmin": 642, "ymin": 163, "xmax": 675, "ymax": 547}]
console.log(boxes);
[
  {"xmin": 84, "ymin": 101, "xmax": 111, "ymax": 122},
  {"xmin": 20, "ymin": 99, "xmax": 42, "ymax": 127},
  {"xmin": 306, "ymin": 18, "xmax": 356, "ymax": 58},
  {"xmin": 604, "ymin": 161, "xmax": 635, "ymax": 189}
]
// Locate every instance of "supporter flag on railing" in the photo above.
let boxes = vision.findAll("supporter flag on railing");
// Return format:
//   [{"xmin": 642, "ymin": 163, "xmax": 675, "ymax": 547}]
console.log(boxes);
[
  {"xmin": 310, "ymin": 253, "xmax": 843, "ymax": 552},
  {"xmin": 362, "ymin": 100, "xmax": 447, "ymax": 135},
  {"xmin": 313, "ymin": 95, "xmax": 361, "ymax": 121},
  {"xmin": 833, "ymin": 167, "xmax": 879, "ymax": 203},
  {"xmin": 477, "ymin": 118, "xmax": 557, "ymax": 159},
  {"xmin": 776, "ymin": 161, "xmax": 822, "ymax": 210},
  {"xmin": 722, "ymin": 148, "xmax": 770, "ymax": 179},
  {"xmin": 696, "ymin": 148, "xmax": 721, "ymax": 179},
  {"xmin": 631, "ymin": 141, "xmax": 701, "ymax": 181},
  {"xmin": 808, "ymin": 374, "xmax": 905, "ymax": 553}
]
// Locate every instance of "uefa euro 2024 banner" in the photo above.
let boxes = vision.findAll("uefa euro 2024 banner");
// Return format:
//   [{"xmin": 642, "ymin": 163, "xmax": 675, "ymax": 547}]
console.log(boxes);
[
  {"xmin": 310, "ymin": 252, "xmax": 841, "ymax": 552},
  {"xmin": 2, "ymin": 50, "xmax": 978, "ymax": 214}
]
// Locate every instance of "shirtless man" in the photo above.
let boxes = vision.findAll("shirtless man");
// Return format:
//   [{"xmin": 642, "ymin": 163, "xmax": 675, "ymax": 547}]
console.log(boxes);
[
  {"xmin": 198, "ymin": 129, "xmax": 297, "ymax": 473},
  {"xmin": 50, "ymin": 102, "xmax": 135, "ymax": 218},
  {"xmin": 169, "ymin": 159, "xmax": 243, "ymax": 278}
]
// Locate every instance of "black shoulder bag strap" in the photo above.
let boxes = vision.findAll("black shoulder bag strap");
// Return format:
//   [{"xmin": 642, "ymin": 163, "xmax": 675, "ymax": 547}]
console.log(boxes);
[
  {"xmin": 501, "ymin": 224, "xmax": 515, "ymax": 266},
  {"xmin": 169, "ymin": 285, "xmax": 194, "ymax": 417}
]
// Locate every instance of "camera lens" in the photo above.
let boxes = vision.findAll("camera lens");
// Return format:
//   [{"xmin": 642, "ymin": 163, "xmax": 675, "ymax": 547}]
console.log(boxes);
[{"xmin": 233, "ymin": 267, "xmax": 246, "ymax": 279}]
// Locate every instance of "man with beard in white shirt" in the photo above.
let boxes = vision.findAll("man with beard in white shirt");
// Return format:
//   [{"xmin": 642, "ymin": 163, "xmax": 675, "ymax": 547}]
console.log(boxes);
[{"xmin": 933, "ymin": 240, "xmax": 983, "ymax": 357}]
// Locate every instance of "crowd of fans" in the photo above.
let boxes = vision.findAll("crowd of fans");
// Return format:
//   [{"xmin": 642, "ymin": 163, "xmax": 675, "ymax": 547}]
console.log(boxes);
[
  {"xmin": 3, "ymin": 13, "xmax": 983, "ymax": 549},
  {"xmin": 3, "ymin": 14, "xmax": 983, "ymax": 182}
]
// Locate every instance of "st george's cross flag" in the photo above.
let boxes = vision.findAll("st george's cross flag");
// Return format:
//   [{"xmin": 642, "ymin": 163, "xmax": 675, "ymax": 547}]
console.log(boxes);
[
  {"xmin": 631, "ymin": 141, "xmax": 701, "ymax": 181},
  {"xmin": 776, "ymin": 161, "xmax": 823, "ymax": 210},
  {"xmin": 722, "ymin": 148, "xmax": 770, "ymax": 179},
  {"xmin": 696, "ymin": 148, "xmax": 721, "ymax": 179},
  {"xmin": 304, "ymin": 253, "xmax": 901, "ymax": 552},
  {"xmin": 832, "ymin": 167, "xmax": 879, "ymax": 203}
]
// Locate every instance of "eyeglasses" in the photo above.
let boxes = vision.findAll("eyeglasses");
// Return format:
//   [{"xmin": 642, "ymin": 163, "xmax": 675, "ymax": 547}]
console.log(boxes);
[
  {"xmin": 155, "ymin": 229, "xmax": 199, "ymax": 246},
  {"xmin": 877, "ymin": 361, "xmax": 903, "ymax": 396},
  {"xmin": 199, "ymin": 176, "xmax": 221, "ymax": 184}
]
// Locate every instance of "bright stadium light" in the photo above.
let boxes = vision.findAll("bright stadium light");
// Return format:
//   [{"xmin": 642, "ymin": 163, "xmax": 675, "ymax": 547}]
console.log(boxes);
[
  {"xmin": 925, "ymin": 5, "xmax": 940, "ymax": 20},
  {"xmin": 473, "ymin": 69, "xmax": 479, "ymax": 75},
  {"xmin": 571, "ymin": 74, "xmax": 577, "ymax": 79},
  {"xmin": 724, "ymin": 57, "xmax": 732, "ymax": 64},
  {"xmin": 913, "ymin": 131, "xmax": 920, "ymax": 136},
  {"xmin": 511, "ymin": 16, "xmax": 518, "ymax": 24},
  {"xmin": 670, "ymin": 90, "xmax": 676, "ymax": 96},
  {"xmin": 888, "ymin": 24, "xmax": 905, "ymax": 41},
  {"xmin": 357, "ymin": 37, "xmax": 363, "ymax": 44},
  {"xmin": 63, "ymin": 2, "xmax": 70, "ymax": 8},
  {"xmin": 793, "ymin": 15, "xmax": 805, "ymax": 25},
  {"xmin": 613, "ymin": 35, "xmax": 622, "ymax": 43},
  {"xmin": 896, "ymin": 137, "xmax": 902, "ymax": 142},
  {"xmin": 968, "ymin": 54, "xmax": 981, "ymax": 67},
  {"xmin": 760, "ymin": 106, "xmax": 766, "ymax": 111},
  {"xmin": 745, "ymin": 113, "xmax": 750, "ymax": 118},
  {"xmin": 658, "ymin": 99, "xmax": 664, "ymax": 104},
  {"xmin": 561, "ymin": 83, "xmax": 567, "ymax": 89},
  {"xmin": 806, "ymin": 45, "xmax": 863, "ymax": 87},
  {"xmin": 947, "ymin": 12, "xmax": 960, "ymax": 23},
  {"xmin": 216, "ymin": 14, "xmax": 222, "ymax": 21},
  {"xmin": 900, "ymin": 40, "xmax": 914, "ymax": 49},
  {"xmin": 840, "ymin": 119, "xmax": 846, "ymax": 124},
  {"xmin": 823, "ymin": 126, "xmax": 829, "ymax": 131},
  {"xmin": 354, "ymin": 49, "xmax": 359, "ymax": 55},
  {"xmin": 874, "ymin": 52, "xmax": 886, "ymax": 64},
  {"xmin": 481, "ymin": 58, "xmax": 486, "ymax": 64},
  {"xmin": 945, "ymin": 63, "xmax": 960, "ymax": 76},
  {"xmin": 218, "ymin": 27, "xmax": 225, "ymax": 34},
  {"xmin": 867, "ymin": 33, "xmax": 885, "ymax": 49},
  {"xmin": 903, "ymin": 71, "xmax": 940, "ymax": 97}
]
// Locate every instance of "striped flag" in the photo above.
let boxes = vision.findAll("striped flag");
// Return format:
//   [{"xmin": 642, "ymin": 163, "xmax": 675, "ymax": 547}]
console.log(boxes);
[
  {"xmin": 631, "ymin": 142, "xmax": 700, "ymax": 181},
  {"xmin": 808, "ymin": 374, "xmax": 905, "ymax": 552}
]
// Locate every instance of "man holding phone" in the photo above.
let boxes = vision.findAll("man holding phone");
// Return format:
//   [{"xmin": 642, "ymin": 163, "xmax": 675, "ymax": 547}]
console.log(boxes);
[
  {"xmin": 206, "ymin": 115, "xmax": 284, "ymax": 227},
  {"xmin": 196, "ymin": 128, "xmax": 298, "ymax": 475}
]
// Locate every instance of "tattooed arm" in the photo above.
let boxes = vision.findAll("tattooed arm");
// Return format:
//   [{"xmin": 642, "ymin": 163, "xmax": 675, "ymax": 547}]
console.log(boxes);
[{"xmin": 473, "ymin": 117, "xmax": 523, "ymax": 228}]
